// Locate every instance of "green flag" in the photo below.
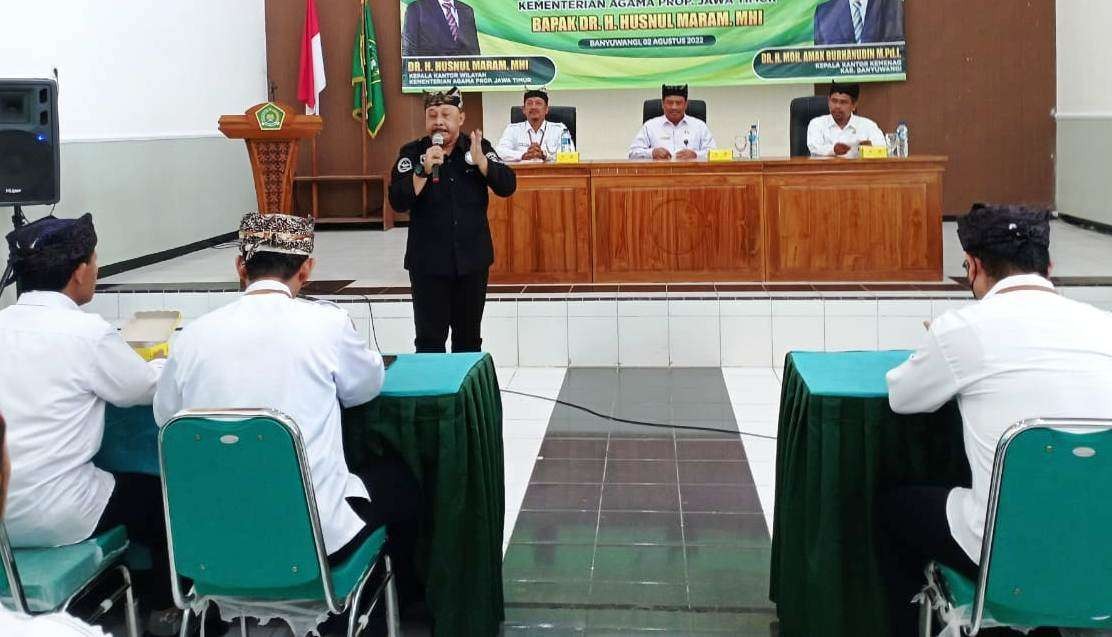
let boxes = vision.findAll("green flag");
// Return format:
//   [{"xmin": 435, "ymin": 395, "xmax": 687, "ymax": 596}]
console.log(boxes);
[{"xmin": 351, "ymin": 0, "xmax": 385, "ymax": 137}]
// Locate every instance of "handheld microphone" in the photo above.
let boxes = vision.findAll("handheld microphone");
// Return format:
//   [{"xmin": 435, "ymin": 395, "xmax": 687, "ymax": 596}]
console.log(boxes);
[{"xmin": 431, "ymin": 133, "xmax": 445, "ymax": 184}]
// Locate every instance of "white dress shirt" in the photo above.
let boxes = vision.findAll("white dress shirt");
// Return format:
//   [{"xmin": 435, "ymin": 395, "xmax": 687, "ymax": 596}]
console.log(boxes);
[
  {"xmin": 0, "ymin": 606, "xmax": 108, "ymax": 636},
  {"xmin": 0, "ymin": 291, "xmax": 163, "ymax": 547},
  {"xmin": 628, "ymin": 114, "xmax": 717, "ymax": 159},
  {"xmin": 887, "ymin": 274, "xmax": 1112, "ymax": 562},
  {"xmin": 153, "ymin": 279, "xmax": 386, "ymax": 554},
  {"xmin": 807, "ymin": 113, "xmax": 886, "ymax": 158},
  {"xmin": 495, "ymin": 120, "xmax": 573, "ymax": 162}
]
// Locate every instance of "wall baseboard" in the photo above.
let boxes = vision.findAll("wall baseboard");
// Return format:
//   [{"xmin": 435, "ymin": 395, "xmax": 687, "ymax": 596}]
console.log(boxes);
[
  {"xmin": 97, "ymin": 232, "xmax": 237, "ymax": 279},
  {"xmin": 1059, "ymin": 213, "xmax": 1112, "ymax": 237}
]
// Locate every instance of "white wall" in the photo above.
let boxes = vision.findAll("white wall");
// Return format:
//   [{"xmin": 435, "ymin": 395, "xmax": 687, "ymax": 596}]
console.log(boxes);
[
  {"xmin": 1055, "ymin": 0, "xmax": 1112, "ymax": 226},
  {"xmin": 483, "ymin": 84, "xmax": 813, "ymax": 159},
  {"xmin": 0, "ymin": 0, "xmax": 267, "ymax": 307},
  {"xmin": 0, "ymin": 0, "xmax": 268, "ymax": 141}
]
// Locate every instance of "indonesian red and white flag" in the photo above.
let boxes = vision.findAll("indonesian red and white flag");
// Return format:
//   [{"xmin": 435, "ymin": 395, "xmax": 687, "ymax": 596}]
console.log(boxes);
[{"xmin": 297, "ymin": 0, "xmax": 326, "ymax": 115}]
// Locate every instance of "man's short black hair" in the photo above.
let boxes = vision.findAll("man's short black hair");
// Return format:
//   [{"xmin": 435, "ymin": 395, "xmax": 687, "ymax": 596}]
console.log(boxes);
[
  {"xmin": 17, "ymin": 249, "xmax": 94, "ymax": 293},
  {"xmin": 243, "ymin": 251, "xmax": 308, "ymax": 281},
  {"xmin": 829, "ymin": 82, "xmax": 860, "ymax": 101}
]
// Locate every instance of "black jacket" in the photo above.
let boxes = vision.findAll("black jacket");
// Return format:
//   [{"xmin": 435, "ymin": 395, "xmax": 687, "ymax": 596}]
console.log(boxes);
[
  {"xmin": 813, "ymin": 0, "xmax": 904, "ymax": 45},
  {"xmin": 389, "ymin": 136, "xmax": 516, "ymax": 276},
  {"xmin": 402, "ymin": 0, "xmax": 481, "ymax": 56}
]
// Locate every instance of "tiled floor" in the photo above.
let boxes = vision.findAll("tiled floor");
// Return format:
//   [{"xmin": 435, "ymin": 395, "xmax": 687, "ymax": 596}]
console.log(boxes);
[
  {"xmin": 501, "ymin": 368, "xmax": 779, "ymax": 636},
  {"xmin": 102, "ymin": 220, "xmax": 1112, "ymax": 286}
]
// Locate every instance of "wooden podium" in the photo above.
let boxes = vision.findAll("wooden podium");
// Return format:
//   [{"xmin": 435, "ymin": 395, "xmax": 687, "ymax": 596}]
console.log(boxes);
[{"xmin": 218, "ymin": 102, "xmax": 322, "ymax": 214}]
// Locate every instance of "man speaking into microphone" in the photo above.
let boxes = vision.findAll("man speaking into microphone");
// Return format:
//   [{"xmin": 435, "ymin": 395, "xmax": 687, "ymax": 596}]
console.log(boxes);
[{"xmin": 389, "ymin": 87, "xmax": 517, "ymax": 353}]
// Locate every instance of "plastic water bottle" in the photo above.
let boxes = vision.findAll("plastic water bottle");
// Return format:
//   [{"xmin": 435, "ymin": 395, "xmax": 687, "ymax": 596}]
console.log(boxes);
[
  {"xmin": 559, "ymin": 129, "xmax": 572, "ymax": 154},
  {"xmin": 896, "ymin": 121, "xmax": 909, "ymax": 157},
  {"xmin": 747, "ymin": 124, "xmax": 760, "ymax": 159}
]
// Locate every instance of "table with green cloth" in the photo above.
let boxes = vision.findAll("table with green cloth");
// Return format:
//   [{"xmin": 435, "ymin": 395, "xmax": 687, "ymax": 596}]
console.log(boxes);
[
  {"xmin": 769, "ymin": 351, "xmax": 970, "ymax": 637},
  {"xmin": 96, "ymin": 352, "xmax": 505, "ymax": 637}
]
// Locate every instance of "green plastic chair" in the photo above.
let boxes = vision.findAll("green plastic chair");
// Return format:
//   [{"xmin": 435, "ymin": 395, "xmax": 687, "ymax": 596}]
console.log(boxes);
[
  {"xmin": 0, "ymin": 524, "xmax": 139, "ymax": 636},
  {"xmin": 159, "ymin": 409, "xmax": 399, "ymax": 637},
  {"xmin": 918, "ymin": 418, "xmax": 1112, "ymax": 636}
]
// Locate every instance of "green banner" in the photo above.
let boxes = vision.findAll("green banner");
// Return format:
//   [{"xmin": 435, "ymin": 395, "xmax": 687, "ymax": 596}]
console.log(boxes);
[{"xmin": 399, "ymin": 0, "xmax": 906, "ymax": 92}]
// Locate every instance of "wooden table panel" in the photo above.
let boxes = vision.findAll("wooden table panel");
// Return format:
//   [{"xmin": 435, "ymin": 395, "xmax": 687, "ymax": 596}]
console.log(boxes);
[
  {"xmin": 489, "ymin": 174, "xmax": 591, "ymax": 283},
  {"xmin": 764, "ymin": 167, "xmax": 943, "ymax": 281},
  {"xmin": 488, "ymin": 157, "xmax": 945, "ymax": 283},
  {"xmin": 594, "ymin": 174, "xmax": 764, "ymax": 282}
]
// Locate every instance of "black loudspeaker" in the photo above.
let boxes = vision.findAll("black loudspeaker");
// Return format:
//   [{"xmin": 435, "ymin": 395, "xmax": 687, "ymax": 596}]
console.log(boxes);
[{"xmin": 0, "ymin": 79, "xmax": 60, "ymax": 206}]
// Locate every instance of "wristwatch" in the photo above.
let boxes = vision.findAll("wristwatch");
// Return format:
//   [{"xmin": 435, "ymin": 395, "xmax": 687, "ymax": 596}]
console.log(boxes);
[{"xmin": 414, "ymin": 157, "xmax": 427, "ymax": 177}]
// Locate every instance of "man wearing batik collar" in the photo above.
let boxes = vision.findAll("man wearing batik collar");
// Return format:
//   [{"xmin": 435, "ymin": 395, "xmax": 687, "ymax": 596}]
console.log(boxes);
[
  {"xmin": 495, "ymin": 87, "xmax": 574, "ymax": 162},
  {"xmin": 879, "ymin": 204, "xmax": 1112, "ymax": 636},
  {"xmin": 629, "ymin": 84, "xmax": 716, "ymax": 160},
  {"xmin": 155, "ymin": 213, "xmax": 420, "ymax": 631},
  {"xmin": 389, "ymin": 87, "xmax": 517, "ymax": 353},
  {"xmin": 0, "ymin": 214, "xmax": 178, "ymax": 635}
]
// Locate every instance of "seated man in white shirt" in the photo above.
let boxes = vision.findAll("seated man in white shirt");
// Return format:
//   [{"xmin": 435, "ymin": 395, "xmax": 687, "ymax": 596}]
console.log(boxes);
[
  {"xmin": 0, "ymin": 414, "xmax": 110, "ymax": 636},
  {"xmin": 806, "ymin": 82, "xmax": 886, "ymax": 158},
  {"xmin": 496, "ymin": 87, "xmax": 574, "ymax": 162},
  {"xmin": 154, "ymin": 213, "xmax": 420, "ymax": 628},
  {"xmin": 880, "ymin": 204, "xmax": 1112, "ymax": 637},
  {"xmin": 629, "ymin": 84, "xmax": 716, "ymax": 161},
  {"xmin": 0, "ymin": 215, "xmax": 178, "ymax": 635}
]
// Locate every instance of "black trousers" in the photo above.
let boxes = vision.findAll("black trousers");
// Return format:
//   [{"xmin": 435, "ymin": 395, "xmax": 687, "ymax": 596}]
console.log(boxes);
[
  {"xmin": 877, "ymin": 486, "xmax": 1060, "ymax": 637},
  {"xmin": 328, "ymin": 456, "xmax": 423, "ymax": 608},
  {"xmin": 408, "ymin": 269, "xmax": 488, "ymax": 353},
  {"xmin": 92, "ymin": 472, "xmax": 173, "ymax": 609}
]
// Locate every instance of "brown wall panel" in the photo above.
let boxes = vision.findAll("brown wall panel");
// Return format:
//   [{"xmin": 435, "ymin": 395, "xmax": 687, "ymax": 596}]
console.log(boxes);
[
  {"xmin": 265, "ymin": 0, "xmax": 484, "ymax": 217},
  {"xmin": 845, "ymin": 0, "xmax": 1055, "ymax": 214}
]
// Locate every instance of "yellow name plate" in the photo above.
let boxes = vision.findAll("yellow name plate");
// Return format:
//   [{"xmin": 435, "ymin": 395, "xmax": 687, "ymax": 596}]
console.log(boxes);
[
  {"xmin": 708, "ymin": 148, "xmax": 733, "ymax": 162},
  {"xmin": 556, "ymin": 151, "xmax": 580, "ymax": 163},
  {"xmin": 860, "ymin": 145, "xmax": 889, "ymax": 159}
]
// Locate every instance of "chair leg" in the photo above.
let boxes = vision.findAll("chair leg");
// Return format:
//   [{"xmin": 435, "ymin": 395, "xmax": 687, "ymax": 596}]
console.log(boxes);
[
  {"xmin": 919, "ymin": 590, "xmax": 933, "ymax": 637},
  {"xmin": 119, "ymin": 566, "xmax": 141, "ymax": 637},
  {"xmin": 384, "ymin": 555, "xmax": 400, "ymax": 637},
  {"xmin": 178, "ymin": 606, "xmax": 193, "ymax": 637}
]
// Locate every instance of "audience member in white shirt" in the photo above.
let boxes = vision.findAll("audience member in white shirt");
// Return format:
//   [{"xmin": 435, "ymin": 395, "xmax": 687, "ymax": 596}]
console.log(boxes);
[
  {"xmin": 0, "ymin": 414, "xmax": 110, "ymax": 636},
  {"xmin": 0, "ymin": 215, "xmax": 179, "ymax": 635},
  {"xmin": 153, "ymin": 213, "xmax": 420, "ymax": 626},
  {"xmin": 629, "ymin": 84, "xmax": 716, "ymax": 161},
  {"xmin": 806, "ymin": 82, "xmax": 886, "ymax": 158},
  {"xmin": 496, "ymin": 88, "xmax": 574, "ymax": 162},
  {"xmin": 880, "ymin": 204, "xmax": 1112, "ymax": 636}
]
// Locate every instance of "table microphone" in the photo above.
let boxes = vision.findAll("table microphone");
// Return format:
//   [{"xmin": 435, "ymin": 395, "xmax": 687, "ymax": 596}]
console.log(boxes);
[{"xmin": 431, "ymin": 132, "xmax": 445, "ymax": 184}]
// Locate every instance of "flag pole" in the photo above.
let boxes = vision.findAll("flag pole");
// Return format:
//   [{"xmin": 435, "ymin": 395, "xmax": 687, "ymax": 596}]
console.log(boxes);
[{"xmin": 360, "ymin": 0, "xmax": 369, "ymax": 218}]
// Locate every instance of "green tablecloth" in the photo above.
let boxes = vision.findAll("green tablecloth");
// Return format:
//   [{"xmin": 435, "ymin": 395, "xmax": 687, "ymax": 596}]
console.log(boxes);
[
  {"xmin": 97, "ymin": 353, "xmax": 504, "ymax": 637},
  {"xmin": 769, "ymin": 351, "xmax": 969, "ymax": 637}
]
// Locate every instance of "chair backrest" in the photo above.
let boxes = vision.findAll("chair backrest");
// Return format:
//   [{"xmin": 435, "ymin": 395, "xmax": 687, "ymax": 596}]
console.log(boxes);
[
  {"xmin": 642, "ymin": 99, "xmax": 707, "ymax": 125},
  {"xmin": 972, "ymin": 418, "xmax": 1112, "ymax": 632},
  {"xmin": 789, "ymin": 95, "xmax": 830, "ymax": 157},
  {"xmin": 509, "ymin": 105, "xmax": 577, "ymax": 144},
  {"xmin": 159, "ymin": 409, "xmax": 340, "ymax": 611}
]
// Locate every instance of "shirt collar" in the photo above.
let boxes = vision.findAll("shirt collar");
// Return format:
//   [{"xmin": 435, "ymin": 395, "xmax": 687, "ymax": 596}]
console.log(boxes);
[
  {"xmin": 15, "ymin": 290, "xmax": 80, "ymax": 311},
  {"xmin": 663, "ymin": 115, "xmax": 689, "ymax": 128},
  {"xmin": 983, "ymin": 273, "xmax": 1055, "ymax": 299},
  {"xmin": 244, "ymin": 279, "xmax": 294, "ymax": 297},
  {"xmin": 829, "ymin": 114, "xmax": 860, "ymax": 130}
]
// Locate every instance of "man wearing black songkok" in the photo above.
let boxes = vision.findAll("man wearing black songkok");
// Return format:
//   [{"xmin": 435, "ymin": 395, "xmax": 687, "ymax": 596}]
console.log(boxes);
[
  {"xmin": 879, "ymin": 204, "xmax": 1112, "ymax": 636},
  {"xmin": 0, "ymin": 215, "xmax": 180, "ymax": 635}
]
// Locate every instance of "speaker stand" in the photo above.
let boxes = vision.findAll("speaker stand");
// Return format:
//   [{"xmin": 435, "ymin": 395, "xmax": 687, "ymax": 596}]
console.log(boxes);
[{"xmin": 11, "ymin": 205, "xmax": 27, "ymax": 230}]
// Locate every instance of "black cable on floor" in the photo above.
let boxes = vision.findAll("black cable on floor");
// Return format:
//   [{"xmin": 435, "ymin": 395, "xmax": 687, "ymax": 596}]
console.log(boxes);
[{"xmin": 499, "ymin": 388, "xmax": 778, "ymax": 440}]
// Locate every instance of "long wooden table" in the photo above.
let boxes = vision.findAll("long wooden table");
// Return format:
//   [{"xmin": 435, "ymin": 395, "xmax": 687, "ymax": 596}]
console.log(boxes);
[{"xmin": 487, "ymin": 156, "xmax": 947, "ymax": 283}]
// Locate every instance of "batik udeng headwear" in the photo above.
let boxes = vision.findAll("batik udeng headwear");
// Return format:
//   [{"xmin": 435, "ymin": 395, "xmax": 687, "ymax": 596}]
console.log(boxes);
[
  {"xmin": 957, "ymin": 203, "xmax": 1051, "ymax": 258},
  {"xmin": 523, "ymin": 87, "xmax": 549, "ymax": 104},
  {"xmin": 661, "ymin": 84, "xmax": 688, "ymax": 99},
  {"xmin": 423, "ymin": 86, "xmax": 463, "ymax": 109},
  {"xmin": 238, "ymin": 213, "xmax": 314, "ymax": 262},
  {"xmin": 1, "ymin": 213, "xmax": 97, "ymax": 290}
]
